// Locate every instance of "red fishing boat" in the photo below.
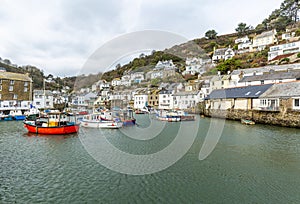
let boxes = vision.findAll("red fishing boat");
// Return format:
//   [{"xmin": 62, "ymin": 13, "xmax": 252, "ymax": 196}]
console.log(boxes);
[{"xmin": 24, "ymin": 112, "xmax": 80, "ymax": 135}]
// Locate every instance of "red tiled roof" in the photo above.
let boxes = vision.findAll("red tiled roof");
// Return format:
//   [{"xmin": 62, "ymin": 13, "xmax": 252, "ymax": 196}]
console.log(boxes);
[{"xmin": 270, "ymin": 53, "xmax": 295, "ymax": 61}]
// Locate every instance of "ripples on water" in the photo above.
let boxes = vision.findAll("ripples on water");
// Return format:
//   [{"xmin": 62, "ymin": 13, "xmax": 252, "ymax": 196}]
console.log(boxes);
[{"xmin": 1, "ymin": 117, "xmax": 300, "ymax": 203}]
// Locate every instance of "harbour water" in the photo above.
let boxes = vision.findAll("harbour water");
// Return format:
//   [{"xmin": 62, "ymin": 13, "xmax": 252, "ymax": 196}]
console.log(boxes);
[{"xmin": 1, "ymin": 115, "xmax": 300, "ymax": 203}]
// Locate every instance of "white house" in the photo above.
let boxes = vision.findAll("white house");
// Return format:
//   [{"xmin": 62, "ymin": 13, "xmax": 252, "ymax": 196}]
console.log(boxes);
[
  {"xmin": 183, "ymin": 57, "xmax": 209, "ymax": 75},
  {"xmin": 251, "ymin": 29, "xmax": 277, "ymax": 52},
  {"xmin": 134, "ymin": 90, "xmax": 148, "ymax": 110},
  {"xmin": 71, "ymin": 92, "xmax": 97, "ymax": 108},
  {"xmin": 111, "ymin": 78, "xmax": 121, "ymax": 86},
  {"xmin": 235, "ymin": 36, "xmax": 251, "ymax": 51},
  {"xmin": 173, "ymin": 91, "xmax": 202, "ymax": 110},
  {"xmin": 282, "ymin": 29, "xmax": 296, "ymax": 41},
  {"xmin": 71, "ymin": 95, "xmax": 85, "ymax": 107},
  {"xmin": 120, "ymin": 75, "xmax": 131, "ymax": 86},
  {"xmin": 131, "ymin": 72, "xmax": 145, "ymax": 83},
  {"xmin": 268, "ymin": 41, "xmax": 300, "ymax": 61},
  {"xmin": 149, "ymin": 70, "xmax": 163, "ymax": 80},
  {"xmin": 158, "ymin": 90, "xmax": 174, "ymax": 110},
  {"xmin": 212, "ymin": 47, "xmax": 235, "ymax": 62},
  {"xmin": 155, "ymin": 60, "xmax": 176, "ymax": 70},
  {"xmin": 33, "ymin": 90, "xmax": 54, "ymax": 109},
  {"xmin": 92, "ymin": 80, "xmax": 110, "ymax": 92}
]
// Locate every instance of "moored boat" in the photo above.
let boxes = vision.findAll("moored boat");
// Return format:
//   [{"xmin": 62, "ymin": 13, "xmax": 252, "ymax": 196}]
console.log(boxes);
[
  {"xmin": 9, "ymin": 110, "xmax": 26, "ymax": 120},
  {"xmin": 96, "ymin": 109, "xmax": 136, "ymax": 126},
  {"xmin": 156, "ymin": 110, "xmax": 181, "ymax": 122},
  {"xmin": 241, "ymin": 119, "xmax": 255, "ymax": 125},
  {"xmin": 81, "ymin": 113, "xmax": 123, "ymax": 129},
  {"xmin": 23, "ymin": 112, "xmax": 80, "ymax": 134},
  {"xmin": 156, "ymin": 110, "xmax": 195, "ymax": 122}
]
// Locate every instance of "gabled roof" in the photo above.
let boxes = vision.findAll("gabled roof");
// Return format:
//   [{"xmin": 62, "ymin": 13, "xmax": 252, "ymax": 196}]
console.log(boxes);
[
  {"xmin": 33, "ymin": 90, "xmax": 53, "ymax": 96},
  {"xmin": 0, "ymin": 71, "xmax": 32, "ymax": 81},
  {"xmin": 206, "ymin": 84, "xmax": 273, "ymax": 100},
  {"xmin": 159, "ymin": 90, "xmax": 173, "ymax": 94},
  {"xmin": 260, "ymin": 81, "xmax": 300, "ymax": 98},
  {"xmin": 173, "ymin": 91, "xmax": 199, "ymax": 96},
  {"xmin": 239, "ymin": 71, "xmax": 300, "ymax": 82},
  {"xmin": 254, "ymin": 30, "xmax": 276, "ymax": 39},
  {"xmin": 84, "ymin": 92, "xmax": 97, "ymax": 100},
  {"xmin": 214, "ymin": 48, "xmax": 227, "ymax": 56}
]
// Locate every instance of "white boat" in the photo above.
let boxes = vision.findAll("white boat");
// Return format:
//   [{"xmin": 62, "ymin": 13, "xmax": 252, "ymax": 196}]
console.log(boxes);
[
  {"xmin": 156, "ymin": 110, "xmax": 195, "ymax": 122},
  {"xmin": 81, "ymin": 114, "xmax": 123, "ymax": 129},
  {"xmin": 156, "ymin": 110, "xmax": 181, "ymax": 122}
]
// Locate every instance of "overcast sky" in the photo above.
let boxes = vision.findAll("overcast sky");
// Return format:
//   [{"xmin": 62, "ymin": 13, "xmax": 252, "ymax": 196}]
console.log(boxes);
[{"xmin": 0, "ymin": 0, "xmax": 283, "ymax": 77}]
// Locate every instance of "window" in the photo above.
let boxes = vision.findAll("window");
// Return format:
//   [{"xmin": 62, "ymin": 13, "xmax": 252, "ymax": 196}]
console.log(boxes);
[
  {"xmin": 13, "ymin": 94, "xmax": 18, "ymax": 99},
  {"xmin": 24, "ymin": 87, "xmax": 28, "ymax": 92},
  {"xmin": 0, "ymin": 85, "xmax": 2, "ymax": 91},
  {"xmin": 10, "ymin": 80, "xmax": 14, "ymax": 85},
  {"xmin": 260, "ymin": 99, "xmax": 267, "ymax": 107},
  {"xmin": 9, "ymin": 86, "xmax": 13, "ymax": 91},
  {"xmin": 294, "ymin": 98, "xmax": 300, "ymax": 109},
  {"xmin": 255, "ymin": 91, "xmax": 261, "ymax": 95},
  {"xmin": 261, "ymin": 80, "xmax": 264, "ymax": 85},
  {"xmin": 0, "ymin": 94, "xmax": 1, "ymax": 99},
  {"xmin": 0, "ymin": 79, "xmax": 2, "ymax": 84},
  {"xmin": 36, "ymin": 102, "xmax": 40, "ymax": 105},
  {"xmin": 24, "ymin": 82, "xmax": 28, "ymax": 87}
]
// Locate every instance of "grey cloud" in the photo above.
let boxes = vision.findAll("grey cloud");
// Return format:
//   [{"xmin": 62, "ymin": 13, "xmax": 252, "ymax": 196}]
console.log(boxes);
[{"xmin": 0, "ymin": 0, "xmax": 284, "ymax": 77}]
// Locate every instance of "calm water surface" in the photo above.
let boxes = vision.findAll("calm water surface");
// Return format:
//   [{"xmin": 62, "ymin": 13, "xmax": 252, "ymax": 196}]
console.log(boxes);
[{"xmin": 1, "ymin": 116, "xmax": 300, "ymax": 203}]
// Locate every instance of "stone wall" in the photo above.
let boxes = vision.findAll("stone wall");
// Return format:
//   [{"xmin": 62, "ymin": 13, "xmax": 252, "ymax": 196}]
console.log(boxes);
[{"xmin": 201, "ymin": 101, "xmax": 300, "ymax": 128}]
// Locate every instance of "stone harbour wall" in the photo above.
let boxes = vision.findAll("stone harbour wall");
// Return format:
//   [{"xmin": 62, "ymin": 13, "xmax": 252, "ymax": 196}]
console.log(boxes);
[{"xmin": 202, "ymin": 108, "xmax": 300, "ymax": 128}]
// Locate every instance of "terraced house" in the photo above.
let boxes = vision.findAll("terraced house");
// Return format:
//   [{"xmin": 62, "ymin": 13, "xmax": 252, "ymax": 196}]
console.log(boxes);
[{"xmin": 0, "ymin": 70, "xmax": 32, "ymax": 111}]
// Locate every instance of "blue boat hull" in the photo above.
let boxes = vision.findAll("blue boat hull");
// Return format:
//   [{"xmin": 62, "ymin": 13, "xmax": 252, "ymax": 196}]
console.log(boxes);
[{"xmin": 13, "ymin": 115, "xmax": 26, "ymax": 120}]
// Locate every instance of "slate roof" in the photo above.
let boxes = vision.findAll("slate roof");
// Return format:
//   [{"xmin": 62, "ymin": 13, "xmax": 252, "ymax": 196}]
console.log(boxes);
[
  {"xmin": 0, "ymin": 71, "xmax": 32, "ymax": 81},
  {"xmin": 173, "ymin": 91, "xmax": 199, "ymax": 96},
  {"xmin": 159, "ymin": 90, "xmax": 173, "ymax": 94},
  {"xmin": 255, "ymin": 30, "xmax": 275, "ymax": 39},
  {"xmin": 259, "ymin": 81, "xmax": 300, "ymax": 98},
  {"xmin": 214, "ymin": 48, "xmax": 227, "ymax": 56},
  {"xmin": 206, "ymin": 84, "xmax": 273, "ymax": 100},
  {"xmin": 239, "ymin": 71, "xmax": 300, "ymax": 82},
  {"xmin": 231, "ymin": 63, "xmax": 300, "ymax": 76},
  {"xmin": 33, "ymin": 90, "xmax": 53, "ymax": 96}
]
